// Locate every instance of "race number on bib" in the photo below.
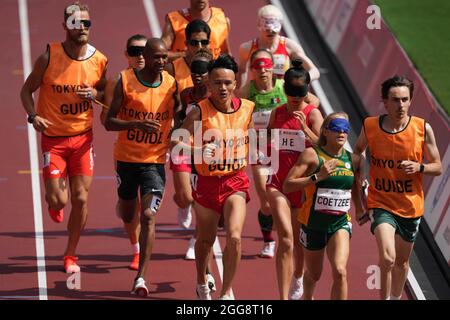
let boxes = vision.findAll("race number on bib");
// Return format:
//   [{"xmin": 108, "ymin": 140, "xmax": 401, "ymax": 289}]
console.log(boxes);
[
  {"xmin": 275, "ymin": 129, "xmax": 305, "ymax": 152},
  {"xmin": 252, "ymin": 110, "xmax": 271, "ymax": 130},
  {"xmin": 314, "ymin": 188, "xmax": 351, "ymax": 215}
]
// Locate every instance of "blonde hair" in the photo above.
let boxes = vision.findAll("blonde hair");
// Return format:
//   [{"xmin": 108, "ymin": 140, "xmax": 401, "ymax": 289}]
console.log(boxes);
[
  {"xmin": 258, "ymin": 4, "xmax": 283, "ymax": 20},
  {"xmin": 318, "ymin": 112, "xmax": 349, "ymax": 147}
]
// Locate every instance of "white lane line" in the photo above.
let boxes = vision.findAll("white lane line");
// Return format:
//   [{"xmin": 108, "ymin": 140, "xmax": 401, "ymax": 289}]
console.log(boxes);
[
  {"xmin": 18, "ymin": 0, "xmax": 48, "ymax": 301},
  {"xmin": 213, "ymin": 236, "xmax": 234, "ymax": 299},
  {"xmin": 143, "ymin": 0, "xmax": 162, "ymax": 37},
  {"xmin": 271, "ymin": 0, "xmax": 426, "ymax": 300}
]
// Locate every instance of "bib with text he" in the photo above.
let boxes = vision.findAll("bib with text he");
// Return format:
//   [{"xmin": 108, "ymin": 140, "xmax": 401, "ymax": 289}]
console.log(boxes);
[{"xmin": 274, "ymin": 129, "xmax": 305, "ymax": 152}]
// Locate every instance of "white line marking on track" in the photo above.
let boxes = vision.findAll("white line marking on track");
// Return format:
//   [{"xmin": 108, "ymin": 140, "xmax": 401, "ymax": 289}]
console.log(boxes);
[
  {"xmin": 272, "ymin": 0, "xmax": 426, "ymax": 300},
  {"xmin": 18, "ymin": 0, "xmax": 48, "ymax": 301},
  {"xmin": 143, "ymin": 0, "xmax": 162, "ymax": 37}
]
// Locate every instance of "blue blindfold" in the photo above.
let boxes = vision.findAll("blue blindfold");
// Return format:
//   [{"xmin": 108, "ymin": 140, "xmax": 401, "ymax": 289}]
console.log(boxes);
[{"xmin": 327, "ymin": 118, "xmax": 349, "ymax": 134}]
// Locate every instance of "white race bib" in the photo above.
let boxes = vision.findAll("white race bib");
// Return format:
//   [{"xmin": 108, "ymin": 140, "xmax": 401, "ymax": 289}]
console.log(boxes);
[
  {"xmin": 273, "ymin": 53, "xmax": 288, "ymax": 75},
  {"xmin": 314, "ymin": 188, "xmax": 351, "ymax": 215},
  {"xmin": 274, "ymin": 129, "xmax": 305, "ymax": 152},
  {"xmin": 252, "ymin": 110, "xmax": 272, "ymax": 130}
]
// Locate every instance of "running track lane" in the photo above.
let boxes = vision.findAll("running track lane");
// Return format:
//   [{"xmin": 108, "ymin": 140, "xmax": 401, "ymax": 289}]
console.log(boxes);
[{"xmin": 1, "ymin": 0, "xmax": 410, "ymax": 300}]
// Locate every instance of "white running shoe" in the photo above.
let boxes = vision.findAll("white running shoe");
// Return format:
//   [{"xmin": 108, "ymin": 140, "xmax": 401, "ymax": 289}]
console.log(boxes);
[
  {"xmin": 196, "ymin": 283, "xmax": 211, "ymax": 300},
  {"xmin": 218, "ymin": 294, "xmax": 234, "ymax": 300},
  {"xmin": 185, "ymin": 237, "xmax": 196, "ymax": 260},
  {"xmin": 206, "ymin": 273, "xmax": 216, "ymax": 292},
  {"xmin": 289, "ymin": 276, "xmax": 304, "ymax": 300},
  {"xmin": 178, "ymin": 205, "xmax": 192, "ymax": 229},
  {"xmin": 131, "ymin": 277, "xmax": 148, "ymax": 297},
  {"xmin": 260, "ymin": 241, "xmax": 276, "ymax": 258}
]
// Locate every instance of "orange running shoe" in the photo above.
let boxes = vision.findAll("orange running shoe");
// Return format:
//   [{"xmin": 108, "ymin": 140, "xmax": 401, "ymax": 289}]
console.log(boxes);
[
  {"xmin": 129, "ymin": 253, "xmax": 139, "ymax": 270},
  {"xmin": 64, "ymin": 256, "xmax": 80, "ymax": 273},
  {"xmin": 49, "ymin": 208, "xmax": 64, "ymax": 223}
]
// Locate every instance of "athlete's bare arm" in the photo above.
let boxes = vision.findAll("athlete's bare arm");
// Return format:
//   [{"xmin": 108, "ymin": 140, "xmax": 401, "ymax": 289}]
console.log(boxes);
[
  {"xmin": 104, "ymin": 79, "xmax": 161, "ymax": 133},
  {"xmin": 20, "ymin": 49, "xmax": 54, "ymax": 132},
  {"xmin": 237, "ymin": 41, "xmax": 252, "ymax": 88},
  {"xmin": 100, "ymin": 75, "xmax": 119, "ymax": 125},
  {"xmin": 401, "ymin": 122, "xmax": 442, "ymax": 176},
  {"xmin": 220, "ymin": 17, "xmax": 232, "ymax": 55},
  {"xmin": 351, "ymin": 153, "xmax": 367, "ymax": 225},
  {"xmin": 171, "ymin": 105, "xmax": 201, "ymax": 152},
  {"xmin": 172, "ymin": 84, "xmax": 182, "ymax": 129},
  {"xmin": 161, "ymin": 15, "xmax": 186, "ymax": 62},
  {"xmin": 283, "ymin": 147, "xmax": 319, "ymax": 193},
  {"xmin": 285, "ymin": 38, "xmax": 320, "ymax": 81}
]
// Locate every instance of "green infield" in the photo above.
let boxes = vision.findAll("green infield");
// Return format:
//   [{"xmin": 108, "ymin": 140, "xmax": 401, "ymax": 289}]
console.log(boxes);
[{"xmin": 374, "ymin": 0, "xmax": 450, "ymax": 115}]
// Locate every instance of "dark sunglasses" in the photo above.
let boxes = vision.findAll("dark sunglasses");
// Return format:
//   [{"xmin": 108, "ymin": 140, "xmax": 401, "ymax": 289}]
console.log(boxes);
[
  {"xmin": 127, "ymin": 46, "xmax": 145, "ymax": 57},
  {"xmin": 73, "ymin": 19, "xmax": 91, "ymax": 28},
  {"xmin": 188, "ymin": 39, "xmax": 210, "ymax": 47}
]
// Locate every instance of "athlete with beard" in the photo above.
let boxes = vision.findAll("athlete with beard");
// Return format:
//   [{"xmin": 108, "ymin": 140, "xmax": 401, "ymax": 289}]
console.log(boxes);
[{"xmin": 20, "ymin": 2, "xmax": 107, "ymax": 274}]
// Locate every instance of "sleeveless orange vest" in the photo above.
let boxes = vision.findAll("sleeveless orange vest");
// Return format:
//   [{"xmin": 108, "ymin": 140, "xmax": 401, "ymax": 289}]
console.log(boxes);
[
  {"xmin": 173, "ymin": 58, "xmax": 194, "ymax": 93},
  {"xmin": 194, "ymin": 98, "xmax": 254, "ymax": 176},
  {"xmin": 167, "ymin": 7, "xmax": 228, "ymax": 58},
  {"xmin": 365, "ymin": 116, "xmax": 425, "ymax": 218},
  {"xmin": 114, "ymin": 69, "xmax": 177, "ymax": 164},
  {"xmin": 37, "ymin": 43, "xmax": 107, "ymax": 137}
]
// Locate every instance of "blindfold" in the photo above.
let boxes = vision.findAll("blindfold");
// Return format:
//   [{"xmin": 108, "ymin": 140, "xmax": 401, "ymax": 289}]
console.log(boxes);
[
  {"xmin": 327, "ymin": 118, "xmax": 350, "ymax": 134},
  {"xmin": 190, "ymin": 60, "xmax": 209, "ymax": 75},
  {"xmin": 251, "ymin": 58, "xmax": 273, "ymax": 70}
]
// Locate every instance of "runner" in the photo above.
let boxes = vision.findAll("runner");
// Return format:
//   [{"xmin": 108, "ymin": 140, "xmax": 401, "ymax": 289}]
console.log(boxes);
[
  {"xmin": 20, "ymin": 2, "xmax": 107, "ymax": 273},
  {"xmin": 172, "ymin": 54, "xmax": 254, "ymax": 300},
  {"xmin": 102, "ymin": 34, "xmax": 147, "ymax": 271},
  {"xmin": 161, "ymin": 0, "xmax": 230, "ymax": 60},
  {"xmin": 266, "ymin": 60, "xmax": 323, "ymax": 299},
  {"xmin": 353, "ymin": 76, "xmax": 442, "ymax": 300},
  {"xmin": 237, "ymin": 49, "xmax": 288, "ymax": 259},
  {"xmin": 169, "ymin": 47, "xmax": 217, "ymax": 292},
  {"xmin": 284, "ymin": 112, "xmax": 364, "ymax": 300},
  {"xmin": 238, "ymin": 4, "xmax": 320, "ymax": 88},
  {"xmin": 105, "ymin": 38, "xmax": 181, "ymax": 296},
  {"xmin": 166, "ymin": 19, "xmax": 212, "ymax": 94}
]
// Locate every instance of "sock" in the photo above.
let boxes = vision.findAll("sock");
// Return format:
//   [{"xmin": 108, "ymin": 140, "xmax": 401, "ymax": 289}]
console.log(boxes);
[
  {"xmin": 132, "ymin": 242, "xmax": 140, "ymax": 254},
  {"xmin": 262, "ymin": 230, "xmax": 274, "ymax": 243},
  {"xmin": 390, "ymin": 295, "xmax": 401, "ymax": 300}
]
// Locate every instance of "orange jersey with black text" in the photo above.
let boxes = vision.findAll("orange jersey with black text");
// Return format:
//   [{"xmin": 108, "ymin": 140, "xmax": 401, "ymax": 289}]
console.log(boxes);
[
  {"xmin": 114, "ymin": 69, "xmax": 177, "ymax": 164},
  {"xmin": 36, "ymin": 43, "xmax": 107, "ymax": 137},
  {"xmin": 167, "ymin": 7, "xmax": 228, "ymax": 58},
  {"xmin": 172, "ymin": 58, "xmax": 194, "ymax": 93},
  {"xmin": 194, "ymin": 98, "xmax": 254, "ymax": 176},
  {"xmin": 365, "ymin": 116, "xmax": 425, "ymax": 218}
]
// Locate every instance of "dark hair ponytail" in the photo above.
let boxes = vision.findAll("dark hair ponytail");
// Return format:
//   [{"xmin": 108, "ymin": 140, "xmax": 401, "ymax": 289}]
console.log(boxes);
[{"xmin": 284, "ymin": 59, "xmax": 310, "ymax": 85}]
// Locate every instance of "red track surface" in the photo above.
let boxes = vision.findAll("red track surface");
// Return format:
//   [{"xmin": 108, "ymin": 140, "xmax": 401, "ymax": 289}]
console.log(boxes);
[{"xmin": 0, "ymin": 0, "xmax": 410, "ymax": 300}]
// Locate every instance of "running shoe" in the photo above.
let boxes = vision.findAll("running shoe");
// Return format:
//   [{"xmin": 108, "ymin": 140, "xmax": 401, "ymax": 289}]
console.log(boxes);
[
  {"xmin": 218, "ymin": 294, "xmax": 234, "ymax": 300},
  {"xmin": 206, "ymin": 273, "xmax": 216, "ymax": 292},
  {"xmin": 49, "ymin": 208, "xmax": 64, "ymax": 223},
  {"xmin": 289, "ymin": 276, "xmax": 304, "ymax": 300},
  {"xmin": 177, "ymin": 205, "xmax": 192, "ymax": 229},
  {"xmin": 260, "ymin": 241, "xmax": 276, "ymax": 258},
  {"xmin": 64, "ymin": 255, "xmax": 80, "ymax": 273},
  {"xmin": 196, "ymin": 283, "xmax": 211, "ymax": 300},
  {"xmin": 129, "ymin": 253, "xmax": 139, "ymax": 270},
  {"xmin": 131, "ymin": 277, "xmax": 148, "ymax": 297},
  {"xmin": 185, "ymin": 237, "xmax": 196, "ymax": 260}
]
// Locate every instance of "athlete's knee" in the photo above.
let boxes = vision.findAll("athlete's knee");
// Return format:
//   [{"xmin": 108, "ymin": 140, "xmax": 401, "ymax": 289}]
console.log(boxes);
[
  {"xmin": 394, "ymin": 258, "xmax": 409, "ymax": 272},
  {"xmin": 140, "ymin": 208, "xmax": 156, "ymax": 225},
  {"xmin": 173, "ymin": 192, "xmax": 193, "ymax": 208},
  {"xmin": 306, "ymin": 268, "xmax": 322, "ymax": 282},
  {"xmin": 278, "ymin": 236, "xmax": 294, "ymax": 252},
  {"xmin": 226, "ymin": 235, "xmax": 241, "ymax": 250},
  {"xmin": 331, "ymin": 265, "xmax": 347, "ymax": 281},
  {"xmin": 70, "ymin": 188, "xmax": 89, "ymax": 207},
  {"xmin": 46, "ymin": 193, "xmax": 67, "ymax": 210},
  {"xmin": 380, "ymin": 252, "xmax": 395, "ymax": 270}
]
